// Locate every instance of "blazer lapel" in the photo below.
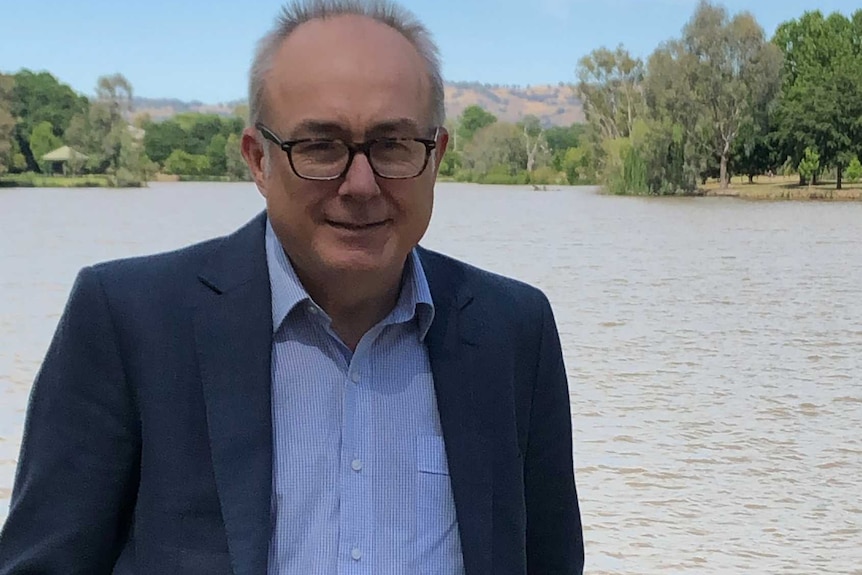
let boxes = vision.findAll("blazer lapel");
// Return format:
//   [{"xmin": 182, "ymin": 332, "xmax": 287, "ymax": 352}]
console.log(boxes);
[
  {"xmin": 194, "ymin": 212, "xmax": 273, "ymax": 575},
  {"xmin": 420, "ymin": 248, "xmax": 493, "ymax": 575}
]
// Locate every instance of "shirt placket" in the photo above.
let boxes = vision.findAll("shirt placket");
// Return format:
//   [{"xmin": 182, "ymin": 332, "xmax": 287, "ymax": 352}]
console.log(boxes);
[{"xmin": 337, "ymin": 330, "xmax": 378, "ymax": 575}]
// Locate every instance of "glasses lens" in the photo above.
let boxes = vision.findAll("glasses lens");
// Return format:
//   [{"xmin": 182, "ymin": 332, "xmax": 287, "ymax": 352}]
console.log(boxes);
[
  {"xmin": 291, "ymin": 141, "xmax": 349, "ymax": 178},
  {"xmin": 369, "ymin": 140, "xmax": 428, "ymax": 178}
]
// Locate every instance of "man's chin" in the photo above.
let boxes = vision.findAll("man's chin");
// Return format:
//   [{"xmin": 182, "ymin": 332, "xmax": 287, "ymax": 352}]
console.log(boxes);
[{"xmin": 320, "ymin": 249, "xmax": 399, "ymax": 276}]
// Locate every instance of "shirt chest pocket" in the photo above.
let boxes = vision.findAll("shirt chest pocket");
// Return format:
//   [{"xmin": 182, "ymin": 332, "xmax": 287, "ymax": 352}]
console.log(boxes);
[
  {"xmin": 415, "ymin": 435, "xmax": 466, "ymax": 571},
  {"xmin": 416, "ymin": 434, "xmax": 456, "ymax": 516}
]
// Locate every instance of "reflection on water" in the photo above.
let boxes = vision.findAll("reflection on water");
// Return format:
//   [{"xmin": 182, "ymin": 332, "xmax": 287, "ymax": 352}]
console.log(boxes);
[{"xmin": 1, "ymin": 182, "xmax": 860, "ymax": 573}]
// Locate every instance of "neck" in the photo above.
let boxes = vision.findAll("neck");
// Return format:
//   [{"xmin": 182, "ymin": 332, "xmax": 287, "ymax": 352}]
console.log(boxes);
[{"xmin": 297, "ymin": 265, "xmax": 405, "ymax": 351}]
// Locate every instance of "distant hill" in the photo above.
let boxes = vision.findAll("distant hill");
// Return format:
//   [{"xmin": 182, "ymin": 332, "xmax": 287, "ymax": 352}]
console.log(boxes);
[
  {"xmin": 130, "ymin": 97, "xmax": 244, "ymax": 122},
  {"xmin": 132, "ymin": 82, "xmax": 584, "ymax": 127},
  {"xmin": 444, "ymin": 81, "xmax": 584, "ymax": 127}
]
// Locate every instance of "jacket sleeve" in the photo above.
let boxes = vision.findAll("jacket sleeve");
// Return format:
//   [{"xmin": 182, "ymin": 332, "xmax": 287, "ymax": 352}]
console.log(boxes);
[
  {"xmin": 0, "ymin": 266, "xmax": 140, "ymax": 575},
  {"xmin": 524, "ymin": 293, "xmax": 585, "ymax": 574}
]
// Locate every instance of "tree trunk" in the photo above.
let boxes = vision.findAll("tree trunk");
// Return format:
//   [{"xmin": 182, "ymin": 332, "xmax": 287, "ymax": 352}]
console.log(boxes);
[
  {"xmin": 719, "ymin": 154, "xmax": 729, "ymax": 189},
  {"xmin": 748, "ymin": 174, "xmax": 754, "ymax": 184},
  {"xmin": 837, "ymin": 166, "xmax": 843, "ymax": 190}
]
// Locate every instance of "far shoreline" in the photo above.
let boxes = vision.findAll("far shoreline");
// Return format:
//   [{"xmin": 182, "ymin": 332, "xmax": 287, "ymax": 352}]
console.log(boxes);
[{"xmin": 3, "ymin": 174, "xmax": 861, "ymax": 201}]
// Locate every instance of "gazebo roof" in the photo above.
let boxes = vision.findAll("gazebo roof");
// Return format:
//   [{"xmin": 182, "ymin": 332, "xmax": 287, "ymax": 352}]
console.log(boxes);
[{"xmin": 41, "ymin": 145, "xmax": 88, "ymax": 162}]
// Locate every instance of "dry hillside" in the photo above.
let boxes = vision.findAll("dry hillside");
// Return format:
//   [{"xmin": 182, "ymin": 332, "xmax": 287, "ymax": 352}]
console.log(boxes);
[
  {"xmin": 133, "ymin": 82, "xmax": 584, "ymax": 127},
  {"xmin": 445, "ymin": 82, "xmax": 584, "ymax": 126}
]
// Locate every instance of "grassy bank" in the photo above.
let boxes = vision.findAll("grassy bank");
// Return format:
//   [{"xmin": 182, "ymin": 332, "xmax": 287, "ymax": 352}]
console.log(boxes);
[
  {"xmin": 1, "ymin": 174, "xmax": 114, "ymax": 188},
  {"xmin": 0, "ymin": 173, "xmax": 141, "ymax": 188},
  {"xmin": 703, "ymin": 175, "xmax": 862, "ymax": 200}
]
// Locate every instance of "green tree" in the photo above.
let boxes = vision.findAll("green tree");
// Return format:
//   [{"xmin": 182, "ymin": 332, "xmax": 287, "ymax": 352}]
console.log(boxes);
[
  {"xmin": 0, "ymin": 74, "xmax": 16, "ymax": 174},
  {"xmin": 462, "ymin": 122, "xmax": 526, "ymax": 179},
  {"xmin": 225, "ymin": 133, "xmax": 250, "ymax": 180},
  {"xmin": 518, "ymin": 115, "xmax": 549, "ymax": 173},
  {"xmin": 643, "ymin": 43, "xmax": 704, "ymax": 193},
  {"xmin": 544, "ymin": 124, "xmax": 586, "ymax": 154},
  {"xmin": 86, "ymin": 73, "xmax": 135, "ymax": 176},
  {"xmin": 774, "ymin": 11, "xmax": 862, "ymax": 189},
  {"xmin": 457, "ymin": 105, "xmax": 497, "ymax": 144},
  {"xmin": 797, "ymin": 146, "xmax": 820, "ymax": 189},
  {"xmin": 206, "ymin": 133, "xmax": 228, "ymax": 175},
  {"xmin": 174, "ymin": 113, "xmax": 223, "ymax": 155},
  {"xmin": 116, "ymin": 130, "xmax": 155, "ymax": 186},
  {"xmin": 576, "ymin": 45, "xmax": 645, "ymax": 141},
  {"xmin": 11, "ymin": 70, "xmax": 88, "ymax": 171},
  {"xmin": 845, "ymin": 156, "xmax": 862, "ymax": 183},
  {"xmin": 220, "ymin": 115, "xmax": 245, "ymax": 138},
  {"xmin": 561, "ymin": 146, "xmax": 594, "ymax": 184},
  {"xmin": 678, "ymin": 1, "xmax": 783, "ymax": 189},
  {"xmin": 142, "ymin": 119, "xmax": 186, "ymax": 165},
  {"xmin": 165, "ymin": 149, "xmax": 210, "ymax": 176},
  {"xmin": 29, "ymin": 121, "xmax": 62, "ymax": 172}
]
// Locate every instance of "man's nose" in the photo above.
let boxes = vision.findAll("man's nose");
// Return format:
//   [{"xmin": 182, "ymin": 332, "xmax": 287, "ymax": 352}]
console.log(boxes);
[{"xmin": 339, "ymin": 152, "xmax": 380, "ymax": 199}]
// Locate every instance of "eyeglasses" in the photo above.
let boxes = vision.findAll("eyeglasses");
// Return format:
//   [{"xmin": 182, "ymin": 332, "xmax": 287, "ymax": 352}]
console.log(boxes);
[{"xmin": 255, "ymin": 122, "xmax": 438, "ymax": 180}]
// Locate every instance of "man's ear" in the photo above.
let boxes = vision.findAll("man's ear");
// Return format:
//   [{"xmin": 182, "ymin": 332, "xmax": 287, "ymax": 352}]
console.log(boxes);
[
  {"xmin": 241, "ymin": 127, "xmax": 269, "ymax": 196},
  {"xmin": 431, "ymin": 126, "xmax": 449, "ymax": 175}
]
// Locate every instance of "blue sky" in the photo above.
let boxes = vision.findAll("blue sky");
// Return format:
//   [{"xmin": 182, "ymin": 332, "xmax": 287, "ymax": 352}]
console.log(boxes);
[{"xmin": 1, "ymin": 0, "xmax": 858, "ymax": 103}]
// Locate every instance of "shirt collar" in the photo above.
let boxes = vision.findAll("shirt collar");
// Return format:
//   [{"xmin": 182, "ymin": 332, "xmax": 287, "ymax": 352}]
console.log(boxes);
[{"xmin": 265, "ymin": 217, "xmax": 435, "ymax": 339}]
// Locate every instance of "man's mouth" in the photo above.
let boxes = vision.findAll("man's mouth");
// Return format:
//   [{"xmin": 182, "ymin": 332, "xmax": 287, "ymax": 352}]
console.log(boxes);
[{"xmin": 325, "ymin": 219, "xmax": 389, "ymax": 231}]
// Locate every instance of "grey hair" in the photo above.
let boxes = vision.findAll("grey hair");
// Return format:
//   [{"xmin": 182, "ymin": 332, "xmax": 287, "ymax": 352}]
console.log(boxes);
[{"xmin": 248, "ymin": 0, "xmax": 445, "ymax": 130}]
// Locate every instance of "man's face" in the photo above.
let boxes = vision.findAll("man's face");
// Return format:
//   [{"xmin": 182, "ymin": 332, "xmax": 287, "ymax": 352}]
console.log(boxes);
[{"xmin": 244, "ymin": 15, "xmax": 448, "ymax": 285}]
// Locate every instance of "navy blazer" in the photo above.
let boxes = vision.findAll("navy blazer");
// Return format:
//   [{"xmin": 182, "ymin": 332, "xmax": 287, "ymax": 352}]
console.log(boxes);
[{"xmin": 0, "ymin": 212, "xmax": 584, "ymax": 574}]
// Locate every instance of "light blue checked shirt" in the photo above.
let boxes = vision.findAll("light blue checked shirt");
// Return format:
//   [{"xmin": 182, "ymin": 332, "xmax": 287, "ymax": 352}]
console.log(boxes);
[{"xmin": 264, "ymin": 220, "xmax": 465, "ymax": 575}]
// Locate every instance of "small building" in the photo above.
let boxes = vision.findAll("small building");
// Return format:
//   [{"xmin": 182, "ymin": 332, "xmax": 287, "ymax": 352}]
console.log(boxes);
[{"xmin": 41, "ymin": 146, "xmax": 89, "ymax": 175}]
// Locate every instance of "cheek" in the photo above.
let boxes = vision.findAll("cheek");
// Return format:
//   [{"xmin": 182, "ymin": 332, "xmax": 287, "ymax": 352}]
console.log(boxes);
[
  {"xmin": 263, "ymin": 176, "xmax": 317, "ymax": 227},
  {"xmin": 397, "ymin": 185, "xmax": 434, "ymax": 232}
]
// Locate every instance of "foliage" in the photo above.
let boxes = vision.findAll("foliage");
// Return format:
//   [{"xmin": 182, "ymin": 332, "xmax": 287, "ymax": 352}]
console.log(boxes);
[
  {"xmin": 518, "ymin": 115, "xmax": 550, "ymax": 172},
  {"xmin": 528, "ymin": 166, "xmax": 567, "ymax": 186},
  {"xmin": 225, "ymin": 133, "xmax": 250, "ymax": 181},
  {"xmin": 773, "ymin": 10, "xmax": 862, "ymax": 189},
  {"xmin": 457, "ymin": 105, "xmax": 497, "ymax": 144},
  {"xmin": 797, "ymin": 147, "xmax": 820, "ymax": 187},
  {"xmin": 143, "ymin": 120, "xmax": 186, "ymax": 164},
  {"xmin": 577, "ymin": 45, "xmax": 645, "ymax": 141},
  {"xmin": 561, "ymin": 146, "xmax": 594, "ymax": 185},
  {"xmin": 10, "ymin": 69, "xmax": 88, "ymax": 172},
  {"xmin": 462, "ymin": 122, "xmax": 525, "ymax": 177},
  {"xmin": 165, "ymin": 149, "xmax": 211, "ymax": 176},
  {"xmin": 846, "ymin": 156, "xmax": 862, "ymax": 183},
  {"xmin": 545, "ymin": 124, "xmax": 585, "ymax": 155},
  {"xmin": 0, "ymin": 172, "xmax": 113, "ymax": 188},
  {"xmin": 206, "ymin": 133, "xmax": 228, "ymax": 175},
  {"xmin": 602, "ymin": 136, "xmax": 649, "ymax": 196},
  {"xmin": 474, "ymin": 165, "xmax": 530, "ymax": 185},
  {"xmin": 29, "ymin": 121, "xmax": 62, "ymax": 171},
  {"xmin": 143, "ymin": 113, "xmax": 244, "ymax": 175},
  {"xmin": 115, "ymin": 130, "xmax": 156, "ymax": 186},
  {"xmin": 438, "ymin": 149, "xmax": 462, "ymax": 177},
  {"xmin": 0, "ymin": 74, "xmax": 16, "ymax": 174}
]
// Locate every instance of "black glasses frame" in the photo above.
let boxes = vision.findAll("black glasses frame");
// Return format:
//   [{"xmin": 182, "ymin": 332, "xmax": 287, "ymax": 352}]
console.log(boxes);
[{"xmin": 255, "ymin": 122, "xmax": 438, "ymax": 181}]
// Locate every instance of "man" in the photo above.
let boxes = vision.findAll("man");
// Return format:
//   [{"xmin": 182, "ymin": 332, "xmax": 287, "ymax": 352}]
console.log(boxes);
[{"xmin": 0, "ymin": 1, "xmax": 584, "ymax": 573}]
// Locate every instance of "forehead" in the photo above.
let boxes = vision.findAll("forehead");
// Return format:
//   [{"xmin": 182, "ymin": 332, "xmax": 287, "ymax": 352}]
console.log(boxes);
[{"xmin": 264, "ymin": 15, "xmax": 431, "ymax": 134}]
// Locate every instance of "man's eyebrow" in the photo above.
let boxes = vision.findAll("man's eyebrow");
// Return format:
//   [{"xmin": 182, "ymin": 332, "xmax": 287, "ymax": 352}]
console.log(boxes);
[
  {"xmin": 289, "ymin": 120, "xmax": 347, "ymax": 139},
  {"xmin": 366, "ymin": 118, "xmax": 423, "ymax": 137},
  {"xmin": 288, "ymin": 118, "xmax": 427, "ymax": 139}
]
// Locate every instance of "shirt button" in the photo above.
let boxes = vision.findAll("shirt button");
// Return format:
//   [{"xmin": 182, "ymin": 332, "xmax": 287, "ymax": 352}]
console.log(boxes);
[
  {"xmin": 350, "ymin": 372, "xmax": 361, "ymax": 383},
  {"xmin": 351, "ymin": 547, "xmax": 362, "ymax": 561},
  {"xmin": 307, "ymin": 305, "xmax": 318, "ymax": 315},
  {"xmin": 351, "ymin": 459, "xmax": 363, "ymax": 472}
]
